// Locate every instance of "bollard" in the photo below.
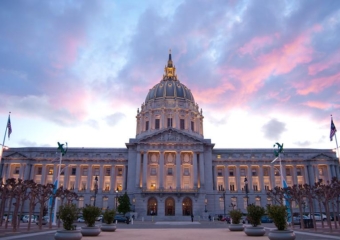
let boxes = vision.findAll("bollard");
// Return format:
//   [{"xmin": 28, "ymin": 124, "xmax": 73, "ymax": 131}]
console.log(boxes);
[
  {"xmin": 152, "ymin": 216, "xmax": 154, "ymax": 222},
  {"xmin": 213, "ymin": 217, "xmax": 214, "ymax": 222},
  {"xmin": 142, "ymin": 217, "xmax": 144, "ymax": 222},
  {"xmin": 131, "ymin": 218, "xmax": 134, "ymax": 225},
  {"xmin": 115, "ymin": 220, "xmax": 117, "ymax": 224}
]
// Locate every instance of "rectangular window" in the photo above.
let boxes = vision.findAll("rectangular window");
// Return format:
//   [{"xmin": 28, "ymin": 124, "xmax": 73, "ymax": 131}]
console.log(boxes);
[
  {"xmin": 167, "ymin": 118, "xmax": 173, "ymax": 127},
  {"xmin": 48, "ymin": 167, "xmax": 53, "ymax": 175},
  {"xmin": 37, "ymin": 167, "xmax": 42, "ymax": 175},
  {"xmin": 217, "ymin": 168, "xmax": 223, "ymax": 176},
  {"xmin": 71, "ymin": 168, "xmax": 76, "ymax": 175},
  {"xmin": 167, "ymin": 168, "xmax": 173, "ymax": 175},
  {"xmin": 230, "ymin": 183, "xmax": 235, "ymax": 191},
  {"xmin": 82, "ymin": 168, "xmax": 88, "ymax": 176},
  {"xmin": 105, "ymin": 168, "xmax": 111, "ymax": 176},
  {"xmin": 69, "ymin": 181, "xmax": 75, "ymax": 190},
  {"xmin": 155, "ymin": 119, "xmax": 160, "ymax": 129},
  {"xmin": 183, "ymin": 168, "xmax": 190, "ymax": 176},
  {"xmin": 81, "ymin": 181, "xmax": 86, "ymax": 191},
  {"xmin": 286, "ymin": 168, "xmax": 291, "ymax": 176},
  {"xmin": 265, "ymin": 185, "xmax": 270, "ymax": 190},
  {"xmin": 297, "ymin": 168, "xmax": 302, "ymax": 176},
  {"xmin": 240, "ymin": 169, "xmax": 245, "ymax": 176},
  {"xmin": 180, "ymin": 119, "xmax": 185, "ymax": 130},
  {"xmin": 150, "ymin": 168, "xmax": 157, "ymax": 176},
  {"xmin": 14, "ymin": 167, "xmax": 20, "ymax": 174},
  {"xmin": 229, "ymin": 170, "xmax": 234, "ymax": 176},
  {"xmin": 252, "ymin": 169, "xmax": 257, "ymax": 176},
  {"xmin": 191, "ymin": 121, "xmax": 194, "ymax": 131},
  {"xmin": 318, "ymin": 168, "xmax": 323, "ymax": 176},
  {"xmin": 117, "ymin": 168, "xmax": 123, "ymax": 176},
  {"xmin": 94, "ymin": 168, "xmax": 99, "ymax": 175},
  {"xmin": 105, "ymin": 183, "xmax": 110, "ymax": 191},
  {"xmin": 263, "ymin": 168, "xmax": 269, "ymax": 176},
  {"xmin": 145, "ymin": 121, "xmax": 149, "ymax": 131},
  {"xmin": 255, "ymin": 198, "xmax": 261, "ymax": 206},
  {"xmin": 253, "ymin": 185, "xmax": 258, "ymax": 191},
  {"xmin": 78, "ymin": 198, "xmax": 84, "ymax": 208}
]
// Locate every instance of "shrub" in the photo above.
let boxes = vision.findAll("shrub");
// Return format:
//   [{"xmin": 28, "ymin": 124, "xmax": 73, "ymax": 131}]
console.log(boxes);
[
  {"xmin": 103, "ymin": 209, "xmax": 116, "ymax": 224},
  {"xmin": 267, "ymin": 205, "xmax": 287, "ymax": 230},
  {"xmin": 247, "ymin": 204, "xmax": 265, "ymax": 227},
  {"xmin": 82, "ymin": 205, "xmax": 102, "ymax": 227},
  {"xmin": 59, "ymin": 204, "xmax": 79, "ymax": 230},
  {"xmin": 229, "ymin": 209, "xmax": 243, "ymax": 224}
]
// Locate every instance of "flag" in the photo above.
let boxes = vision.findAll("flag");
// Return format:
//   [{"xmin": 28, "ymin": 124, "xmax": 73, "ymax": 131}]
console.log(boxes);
[
  {"xmin": 7, "ymin": 115, "xmax": 12, "ymax": 139},
  {"xmin": 330, "ymin": 117, "xmax": 337, "ymax": 141}
]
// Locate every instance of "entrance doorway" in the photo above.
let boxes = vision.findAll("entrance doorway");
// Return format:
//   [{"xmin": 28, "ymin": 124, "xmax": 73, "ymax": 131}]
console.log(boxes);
[
  {"xmin": 182, "ymin": 197, "xmax": 192, "ymax": 216},
  {"xmin": 147, "ymin": 197, "xmax": 157, "ymax": 215},
  {"xmin": 165, "ymin": 197, "xmax": 175, "ymax": 216}
]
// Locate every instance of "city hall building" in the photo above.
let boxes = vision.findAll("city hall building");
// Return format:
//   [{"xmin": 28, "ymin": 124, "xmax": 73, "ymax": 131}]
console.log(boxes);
[{"xmin": 1, "ymin": 53, "xmax": 339, "ymax": 220}]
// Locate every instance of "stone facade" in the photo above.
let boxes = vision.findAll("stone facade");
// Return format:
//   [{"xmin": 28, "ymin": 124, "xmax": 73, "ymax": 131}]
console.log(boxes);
[{"xmin": 1, "ymin": 52, "xmax": 339, "ymax": 220}]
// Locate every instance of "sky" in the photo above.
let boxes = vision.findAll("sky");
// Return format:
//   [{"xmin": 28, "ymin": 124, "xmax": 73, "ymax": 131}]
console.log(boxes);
[{"xmin": 0, "ymin": 0, "xmax": 340, "ymax": 150}]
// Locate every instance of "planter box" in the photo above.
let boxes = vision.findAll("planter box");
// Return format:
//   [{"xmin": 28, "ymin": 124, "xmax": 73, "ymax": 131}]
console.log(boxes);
[
  {"xmin": 54, "ymin": 230, "xmax": 82, "ymax": 240},
  {"xmin": 244, "ymin": 226, "xmax": 265, "ymax": 236},
  {"xmin": 268, "ymin": 230, "xmax": 295, "ymax": 240},
  {"xmin": 100, "ymin": 223, "xmax": 117, "ymax": 232},
  {"xmin": 81, "ymin": 226, "xmax": 101, "ymax": 236},
  {"xmin": 228, "ymin": 223, "xmax": 244, "ymax": 231}
]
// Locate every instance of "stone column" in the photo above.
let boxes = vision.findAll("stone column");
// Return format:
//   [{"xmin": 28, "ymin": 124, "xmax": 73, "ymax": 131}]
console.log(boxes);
[
  {"xmin": 41, "ymin": 164, "xmax": 47, "ymax": 185},
  {"xmin": 259, "ymin": 165, "xmax": 264, "ymax": 192},
  {"xmin": 29, "ymin": 164, "xmax": 35, "ymax": 179},
  {"xmin": 142, "ymin": 153, "xmax": 148, "ymax": 188},
  {"xmin": 224, "ymin": 166, "xmax": 229, "ymax": 192},
  {"xmin": 193, "ymin": 152, "xmax": 198, "ymax": 188},
  {"xmin": 199, "ymin": 153, "xmax": 205, "ymax": 188},
  {"xmin": 292, "ymin": 165, "xmax": 298, "ymax": 185},
  {"xmin": 111, "ymin": 165, "xmax": 116, "ymax": 193},
  {"xmin": 25, "ymin": 163, "xmax": 32, "ymax": 180},
  {"xmin": 247, "ymin": 166, "xmax": 252, "ymax": 192},
  {"xmin": 304, "ymin": 166, "xmax": 309, "ymax": 185},
  {"xmin": 176, "ymin": 151, "xmax": 181, "ymax": 190},
  {"xmin": 53, "ymin": 164, "xmax": 58, "ymax": 183},
  {"xmin": 327, "ymin": 165, "xmax": 332, "ymax": 182},
  {"xmin": 19, "ymin": 164, "xmax": 25, "ymax": 179},
  {"xmin": 136, "ymin": 152, "xmax": 141, "ymax": 188},
  {"xmin": 270, "ymin": 166, "xmax": 275, "ymax": 189},
  {"xmin": 75, "ymin": 164, "xmax": 81, "ymax": 191},
  {"xmin": 99, "ymin": 165, "xmax": 104, "ymax": 193},
  {"xmin": 123, "ymin": 165, "xmax": 127, "ymax": 190},
  {"xmin": 314, "ymin": 165, "xmax": 319, "ymax": 183},
  {"xmin": 87, "ymin": 165, "xmax": 92, "ymax": 193},
  {"xmin": 236, "ymin": 166, "xmax": 241, "ymax": 192},
  {"xmin": 64, "ymin": 164, "xmax": 70, "ymax": 190},
  {"xmin": 159, "ymin": 151, "xmax": 164, "ymax": 190}
]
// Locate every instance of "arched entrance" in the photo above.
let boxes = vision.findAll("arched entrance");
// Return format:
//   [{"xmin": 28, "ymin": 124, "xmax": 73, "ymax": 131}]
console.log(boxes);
[
  {"xmin": 165, "ymin": 197, "xmax": 175, "ymax": 216},
  {"xmin": 182, "ymin": 197, "xmax": 192, "ymax": 216},
  {"xmin": 147, "ymin": 197, "xmax": 158, "ymax": 215}
]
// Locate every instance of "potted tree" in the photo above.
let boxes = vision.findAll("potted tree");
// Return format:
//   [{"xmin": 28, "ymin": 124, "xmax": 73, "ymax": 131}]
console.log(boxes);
[
  {"xmin": 267, "ymin": 205, "xmax": 295, "ymax": 240},
  {"xmin": 100, "ymin": 208, "xmax": 117, "ymax": 232},
  {"xmin": 244, "ymin": 204, "xmax": 266, "ymax": 236},
  {"xmin": 229, "ymin": 209, "xmax": 244, "ymax": 231},
  {"xmin": 81, "ymin": 205, "xmax": 101, "ymax": 236},
  {"xmin": 54, "ymin": 203, "xmax": 82, "ymax": 240}
]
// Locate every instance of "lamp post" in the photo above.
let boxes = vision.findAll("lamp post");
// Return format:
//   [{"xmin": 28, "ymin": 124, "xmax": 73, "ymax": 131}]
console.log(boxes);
[
  {"xmin": 115, "ymin": 188, "xmax": 119, "ymax": 210},
  {"xmin": 204, "ymin": 198, "xmax": 208, "ymax": 212},
  {"xmin": 93, "ymin": 175, "xmax": 98, "ymax": 207},
  {"xmin": 244, "ymin": 177, "xmax": 249, "ymax": 206}
]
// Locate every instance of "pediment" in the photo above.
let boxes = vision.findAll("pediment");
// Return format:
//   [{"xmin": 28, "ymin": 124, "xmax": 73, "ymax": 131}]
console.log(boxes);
[
  {"xmin": 310, "ymin": 153, "xmax": 334, "ymax": 161},
  {"xmin": 139, "ymin": 129, "xmax": 203, "ymax": 144},
  {"xmin": 4, "ymin": 151, "xmax": 28, "ymax": 159}
]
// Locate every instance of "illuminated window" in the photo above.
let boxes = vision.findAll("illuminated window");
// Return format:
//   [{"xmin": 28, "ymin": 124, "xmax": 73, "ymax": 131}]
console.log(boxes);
[
  {"xmin": 151, "ymin": 168, "xmax": 157, "ymax": 175},
  {"xmin": 105, "ymin": 168, "xmax": 111, "ymax": 176},
  {"xmin": 183, "ymin": 168, "xmax": 190, "ymax": 176},
  {"xmin": 255, "ymin": 197, "xmax": 261, "ymax": 206},
  {"xmin": 48, "ymin": 167, "xmax": 53, "ymax": 175},
  {"xmin": 155, "ymin": 119, "xmax": 160, "ymax": 129},
  {"xmin": 167, "ymin": 118, "xmax": 173, "ymax": 127},
  {"xmin": 78, "ymin": 197, "xmax": 84, "ymax": 208},
  {"xmin": 286, "ymin": 168, "xmax": 291, "ymax": 176},
  {"xmin": 82, "ymin": 168, "xmax": 88, "ymax": 176},
  {"xmin": 180, "ymin": 119, "xmax": 185, "ymax": 130},
  {"xmin": 14, "ymin": 167, "xmax": 20, "ymax": 174},
  {"xmin": 263, "ymin": 168, "xmax": 269, "ymax": 176},
  {"xmin": 37, "ymin": 167, "xmax": 42, "ymax": 175},
  {"xmin": 217, "ymin": 168, "xmax": 223, "ymax": 176},
  {"xmin": 240, "ymin": 168, "xmax": 245, "ymax": 176},
  {"xmin": 118, "ymin": 168, "xmax": 123, "ymax": 176}
]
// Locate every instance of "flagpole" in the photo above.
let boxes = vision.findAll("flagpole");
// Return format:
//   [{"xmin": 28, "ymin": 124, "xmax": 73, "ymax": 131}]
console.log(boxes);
[
  {"xmin": 2, "ymin": 112, "xmax": 10, "ymax": 147},
  {"xmin": 52, "ymin": 152, "xmax": 62, "ymax": 226},
  {"xmin": 335, "ymin": 133, "xmax": 340, "ymax": 161}
]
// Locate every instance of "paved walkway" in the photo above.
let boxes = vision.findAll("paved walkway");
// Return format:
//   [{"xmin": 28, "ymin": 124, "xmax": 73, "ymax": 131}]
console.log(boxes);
[{"xmin": 1, "ymin": 222, "xmax": 340, "ymax": 240}]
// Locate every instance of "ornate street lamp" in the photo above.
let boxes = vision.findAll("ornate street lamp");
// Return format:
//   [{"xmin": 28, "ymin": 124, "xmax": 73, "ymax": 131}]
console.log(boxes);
[
  {"xmin": 244, "ymin": 177, "xmax": 249, "ymax": 206},
  {"xmin": 93, "ymin": 175, "xmax": 98, "ymax": 206},
  {"xmin": 115, "ymin": 188, "xmax": 119, "ymax": 210}
]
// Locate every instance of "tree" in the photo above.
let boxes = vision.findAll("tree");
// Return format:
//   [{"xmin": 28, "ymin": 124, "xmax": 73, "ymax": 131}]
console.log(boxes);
[{"xmin": 117, "ymin": 192, "xmax": 131, "ymax": 215}]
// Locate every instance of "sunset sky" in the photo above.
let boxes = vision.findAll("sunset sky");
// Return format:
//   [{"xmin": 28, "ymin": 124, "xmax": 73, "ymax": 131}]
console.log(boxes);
[{"xmin": 0, "ymin": 0, "xmax": 339, "ymax": 151}]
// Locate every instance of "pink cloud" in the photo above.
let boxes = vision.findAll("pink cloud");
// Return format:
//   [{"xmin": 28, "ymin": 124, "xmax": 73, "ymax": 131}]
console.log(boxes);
[
  {"xmin": 238, "ymin": 34, "xmax": 279, "ymax": 55},
  {"xmin": 302, "ymin": 101, "xmax": 340, "ymax": 109},
  {"xmin": 308, "ymin": 49, "xmax": 340, "ymax": 75},
  {"xmin": 295, "ymin": 72, "xmax": 340, "ymax": 95}
]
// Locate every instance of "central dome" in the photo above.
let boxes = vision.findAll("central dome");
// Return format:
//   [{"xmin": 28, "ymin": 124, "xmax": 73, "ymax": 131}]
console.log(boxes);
[{"xmin": 145, "ymin": 51, "xmax": 195, "ymax": 103}]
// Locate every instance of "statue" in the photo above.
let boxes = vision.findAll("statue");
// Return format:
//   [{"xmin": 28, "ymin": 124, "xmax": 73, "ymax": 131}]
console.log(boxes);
[
  {"xmin": 273, "ymin": 142, "xmax": 284, "ymax": 157},
  {"xmin": 57, "ymin": 142, "xmax": 68, "ymax": 156}
]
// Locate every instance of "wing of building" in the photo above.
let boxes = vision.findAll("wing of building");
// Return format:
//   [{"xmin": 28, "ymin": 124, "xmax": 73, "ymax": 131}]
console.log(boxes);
[{"xmin": 1, "ymin": 52, "xmax": 339, "ymax": 220}]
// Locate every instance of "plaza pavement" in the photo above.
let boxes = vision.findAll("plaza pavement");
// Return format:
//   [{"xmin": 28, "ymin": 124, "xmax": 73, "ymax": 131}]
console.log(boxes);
[{"xmin": 1, "ymin": 221, "xmax": 340, "ymax": 240}]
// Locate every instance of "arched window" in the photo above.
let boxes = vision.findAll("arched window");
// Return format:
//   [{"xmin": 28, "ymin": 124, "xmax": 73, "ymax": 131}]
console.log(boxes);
[
  {"xmin": 102, "ymin": 197, "xmax": 108, "ymax": 209},
  {"xmin": 78, "ymin": 197, "xmax": 84, "ymax": 208},
  {"xmin": 165, "ymin": 197, "xmax": 175, "ymax": 216},
  {"xmin": 182, "ymin": 197, "xmax": 192, "ymax": 216},
  {"xmin": 147, "ymin": 197, "xmax": 158, "ymax": 216}
]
